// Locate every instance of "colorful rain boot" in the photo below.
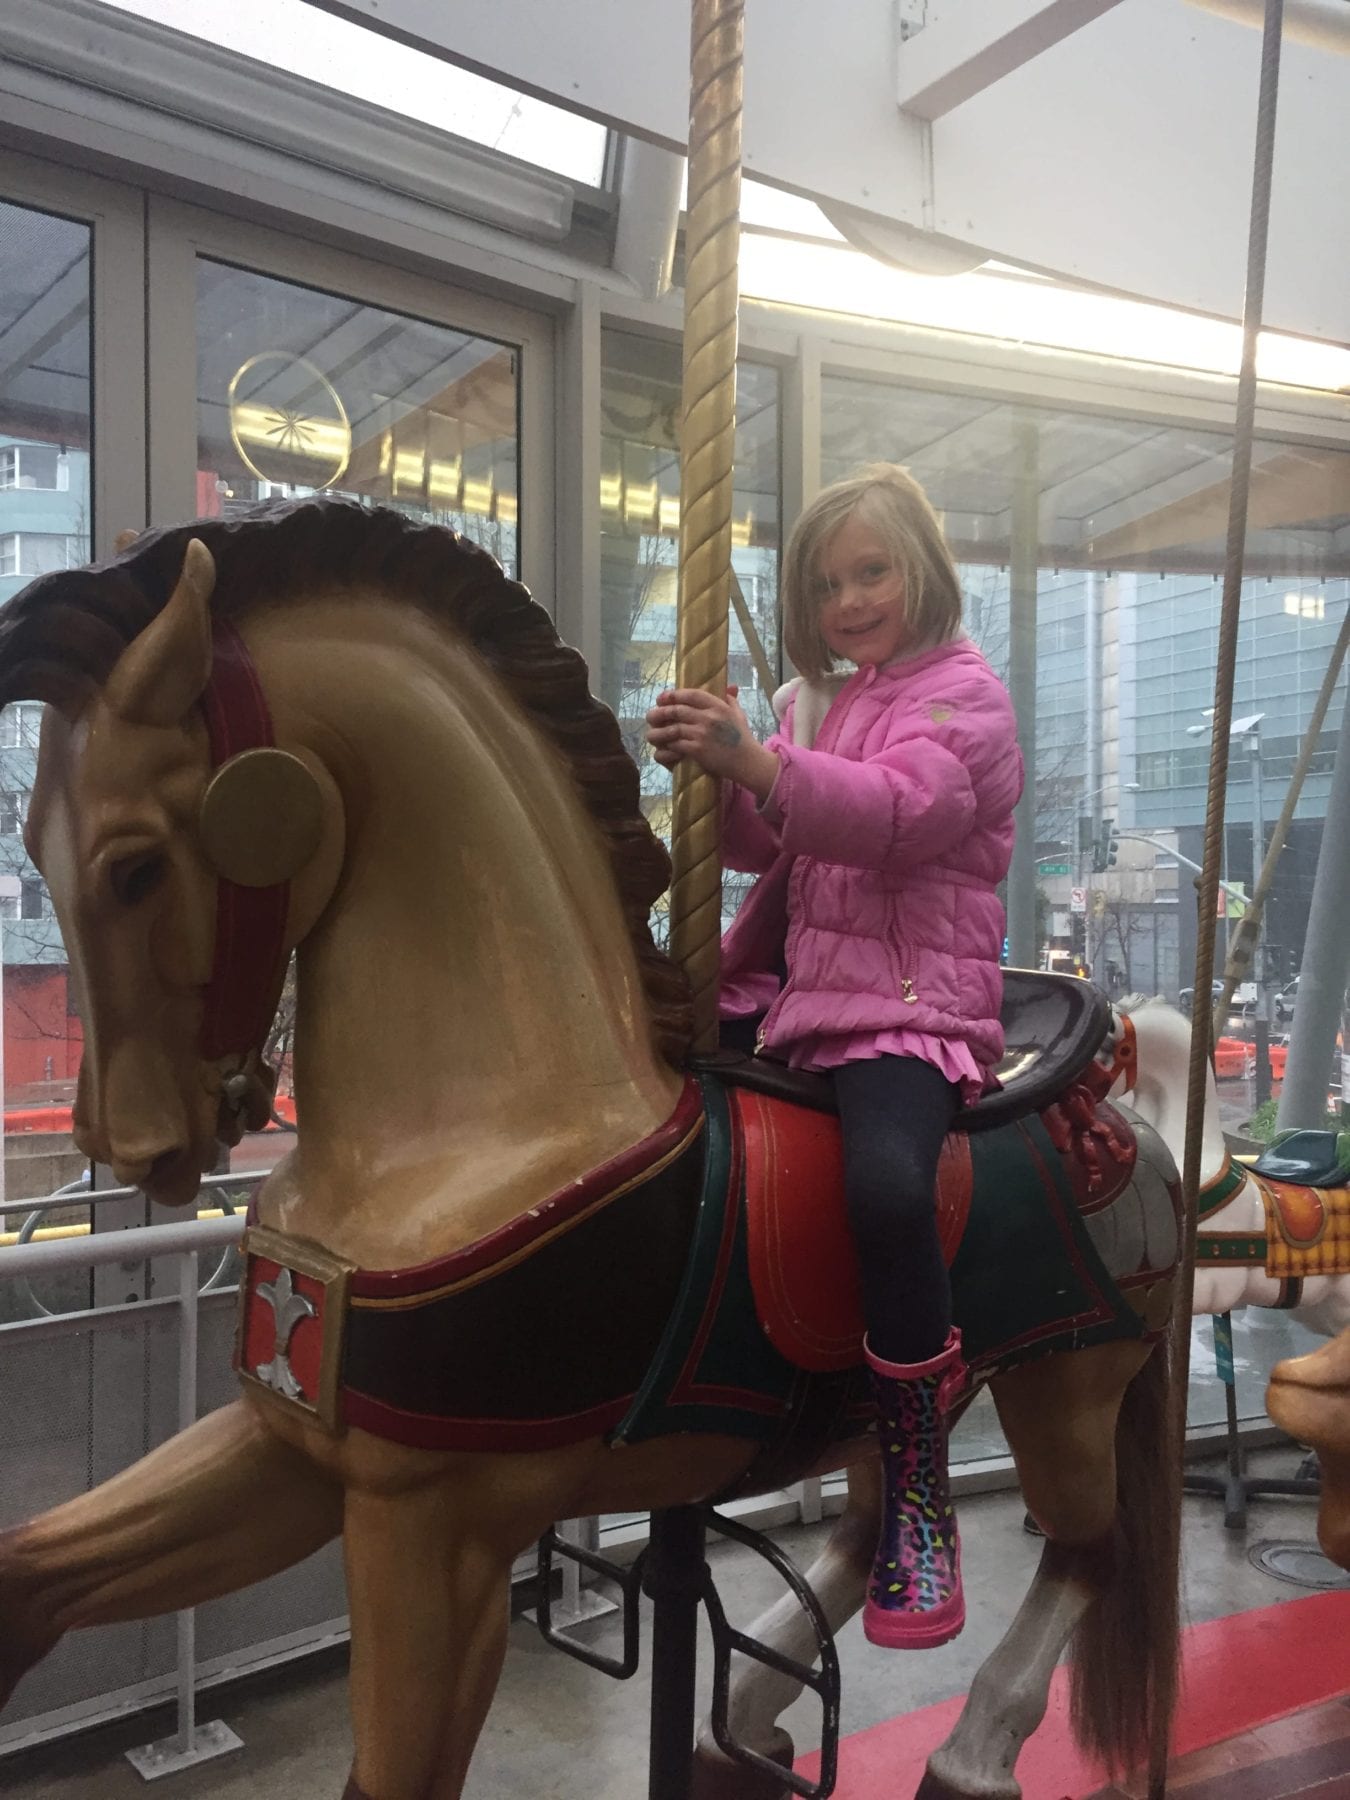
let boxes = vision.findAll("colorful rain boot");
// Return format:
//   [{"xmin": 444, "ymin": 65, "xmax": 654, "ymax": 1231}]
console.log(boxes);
[{"xmin": 862, "ymin": 1328, "xmax": 965, "ymax": 1649}]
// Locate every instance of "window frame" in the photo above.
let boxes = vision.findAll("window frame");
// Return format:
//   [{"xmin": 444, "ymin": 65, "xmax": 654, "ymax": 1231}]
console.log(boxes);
[{"xmin": 146, "ymin": 196, "xmax": 555, "ymax": 604}]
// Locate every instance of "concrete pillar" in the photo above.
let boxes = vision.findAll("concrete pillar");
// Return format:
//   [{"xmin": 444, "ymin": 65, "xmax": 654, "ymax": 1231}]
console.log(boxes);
[
  {"xmin": 1006, "ymin": 422, "xmax": 1040, "ymax": 968},
  {"xmin": 1276, "ymin": 681, "xmax": 1350, "ymax": 1130}
]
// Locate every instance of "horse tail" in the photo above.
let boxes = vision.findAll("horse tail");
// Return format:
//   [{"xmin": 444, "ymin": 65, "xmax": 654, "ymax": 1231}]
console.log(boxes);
[{"xmin": 1067, "ymin": 1334, "xmax": 1179, "ymax": 1775}]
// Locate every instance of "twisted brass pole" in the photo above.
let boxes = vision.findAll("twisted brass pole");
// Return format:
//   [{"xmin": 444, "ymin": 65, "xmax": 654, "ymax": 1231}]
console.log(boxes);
[{"xmin": 668, "ymin": 0, "xmax": 745, "ymax": 1053}]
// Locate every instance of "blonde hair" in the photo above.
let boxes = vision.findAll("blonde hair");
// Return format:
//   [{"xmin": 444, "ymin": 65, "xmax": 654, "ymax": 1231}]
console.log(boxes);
[{"xmin": 782, "ymin": 464, "xmax": 963, "ymax": 679}]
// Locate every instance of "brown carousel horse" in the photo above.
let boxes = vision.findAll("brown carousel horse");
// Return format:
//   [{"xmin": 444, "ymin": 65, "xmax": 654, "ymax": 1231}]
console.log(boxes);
[
  {"xmin": 0, "ymin": 503, "xmax": 1185, "ymax": 1800},
  {"xmin": 1269, "ymin": 1331, "xmax": 1350, "ymax": 1571}
]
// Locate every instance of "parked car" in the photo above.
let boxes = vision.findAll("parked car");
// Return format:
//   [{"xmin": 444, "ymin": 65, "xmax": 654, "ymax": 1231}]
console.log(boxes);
[
  {"xmin": 1178, "ymin": 978, "xmax": 1256, "ymax": 1018},
  {"xmin": 1177, "ymin": 979, "xmax": 1224, "ymax": 1018}
]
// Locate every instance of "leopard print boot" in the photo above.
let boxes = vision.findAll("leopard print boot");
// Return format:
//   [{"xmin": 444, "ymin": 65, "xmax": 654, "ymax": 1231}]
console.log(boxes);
[{"xmin": 862, "ymin": 1328, "xmax": 965, "ymax": 1649}]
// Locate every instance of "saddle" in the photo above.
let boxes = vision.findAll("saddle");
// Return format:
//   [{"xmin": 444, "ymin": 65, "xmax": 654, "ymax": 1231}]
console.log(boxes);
[{"xmin": 707, "ymin": 968, "xmax": 1109, "ymax": 1133}]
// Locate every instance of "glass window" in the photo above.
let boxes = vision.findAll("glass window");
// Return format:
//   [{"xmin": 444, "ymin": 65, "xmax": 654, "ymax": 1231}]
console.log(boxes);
[
  {"xmin": 0, "ymin": 533, "xmax": 77, "ymax": 577},
  {"xmin": 599, "ymin": 331, "xmax": 781, "ymax": 934},
  {"xmin": 0, "ymin": 199, "xmax": 86, "ymax": 1130},
  {"xmin": 0, "ymin": 444, "xmax": 64, "ymax": 491},
  {"xmin": 196, "ymin": 261, "xmax": 520, "ymax": 576},
  {"xmin": 822, "ymin": 371, "xmax": 1350, "ymax": 1439}
]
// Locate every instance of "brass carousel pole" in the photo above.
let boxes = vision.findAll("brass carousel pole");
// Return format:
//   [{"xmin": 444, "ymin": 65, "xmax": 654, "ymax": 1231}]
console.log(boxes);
[
  {"xmin": 645, "ymin": 8, "xmax": 746, "ymax": 1797},
  {"xmin": 1148, "ymin": 2, "xmax": 1286, "ymax": 1794},
  {"xmin": 667, "ymin": 0, "xmax": 745, "ymax": 1054}
]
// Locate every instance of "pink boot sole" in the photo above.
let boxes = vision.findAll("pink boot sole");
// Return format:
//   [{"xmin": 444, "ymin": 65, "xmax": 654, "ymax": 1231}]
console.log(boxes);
[{"xmin": 863, "ymin": 1585, "xmax": 965, "ymax": 1649}]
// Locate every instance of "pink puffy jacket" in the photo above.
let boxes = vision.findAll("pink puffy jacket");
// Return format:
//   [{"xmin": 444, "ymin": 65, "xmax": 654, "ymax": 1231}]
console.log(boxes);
[{"xmin": 719, "ymin": 638, "xmax": 1023, "ymax": 1075}]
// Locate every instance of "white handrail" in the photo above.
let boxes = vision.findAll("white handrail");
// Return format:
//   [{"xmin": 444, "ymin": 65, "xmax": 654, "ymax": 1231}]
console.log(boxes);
[{"xmin": 0, "ymin": 1213, "xmax": 244, "ymax": 1274}]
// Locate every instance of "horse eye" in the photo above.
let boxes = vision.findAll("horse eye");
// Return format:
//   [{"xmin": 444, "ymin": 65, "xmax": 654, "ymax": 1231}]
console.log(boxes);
[{"xmin": 111, "ymin": 853, "xmax": 167, "ymax": 907}]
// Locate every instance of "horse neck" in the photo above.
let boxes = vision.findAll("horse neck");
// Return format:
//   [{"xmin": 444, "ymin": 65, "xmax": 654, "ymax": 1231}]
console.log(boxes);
[
  {"xmin": 252, "ymin": 598, "xmax": 683, "ymax": 1266},
  {"xmin": 1125, "ymin": 1005, "xmax": 1228, "ymax": 1181}
]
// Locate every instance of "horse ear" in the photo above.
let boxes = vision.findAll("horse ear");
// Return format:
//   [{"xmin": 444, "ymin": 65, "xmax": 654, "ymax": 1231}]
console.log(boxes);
[
  {"xmin": 199, "ymin": 748, "xmax": 325, "ymax": 888},
  {"xmin": 105, "ymin": 538, "xmax": 216, "ymax": 728}
]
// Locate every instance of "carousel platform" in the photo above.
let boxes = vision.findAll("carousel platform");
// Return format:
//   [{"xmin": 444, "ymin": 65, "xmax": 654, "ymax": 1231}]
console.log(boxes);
[
  {"xmin": 1084, "ymin": 1696, "xmax": 1350, "ymax": 1797},
  {"xmin": 796, "ymin": 1587, "xmax": 1350, "ymax": 1797}
]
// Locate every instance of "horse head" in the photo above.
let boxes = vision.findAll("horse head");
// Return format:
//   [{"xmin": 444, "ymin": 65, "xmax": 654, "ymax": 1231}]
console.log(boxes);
[
  {"xmin": 3, "ymin": 502, "xmax": 688, "ymax": 1238},
  {"xmin": 15, "ymin": 535, "xmax": 344, "ymax": 1206}
]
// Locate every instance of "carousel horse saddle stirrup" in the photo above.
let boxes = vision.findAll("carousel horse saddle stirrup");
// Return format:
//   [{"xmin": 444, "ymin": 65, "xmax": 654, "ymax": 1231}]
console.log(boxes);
[
  {"xmin": 704, "ymin": 969, "xmax": 1112, "ymax": 1134},
  {"xmin": 534, "ymin": 1508, "xmax": 842, "ymax": 1800},
  {"xmin": 535, "ymin": 1524, "xmax": 645, "ymax": 1680},
  {"xmin": 1254, "ymin": 1128, "xmax": 1350, "ymax": 1189},
  {"xmin": 702, "ymin": 1509, "xmax": 842, "ymax": 1800}
]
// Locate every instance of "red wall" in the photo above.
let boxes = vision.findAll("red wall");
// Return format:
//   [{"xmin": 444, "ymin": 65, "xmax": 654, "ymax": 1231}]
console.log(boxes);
[{"xmin": 4, "ymin": 966, "xmax": 83, "ymax": 1095}]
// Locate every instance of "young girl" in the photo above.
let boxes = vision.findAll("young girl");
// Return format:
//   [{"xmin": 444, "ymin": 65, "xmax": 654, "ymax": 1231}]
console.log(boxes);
[{"xmin": 647, "ymin": 464, "xmax": 1022, "ymax": 1650}]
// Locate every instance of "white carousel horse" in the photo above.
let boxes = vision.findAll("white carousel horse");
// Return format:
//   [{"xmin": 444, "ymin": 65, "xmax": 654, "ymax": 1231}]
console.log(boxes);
[{"xmin": 1108, "ymin": 995, "xmax": 1350, "ymax": 1337}]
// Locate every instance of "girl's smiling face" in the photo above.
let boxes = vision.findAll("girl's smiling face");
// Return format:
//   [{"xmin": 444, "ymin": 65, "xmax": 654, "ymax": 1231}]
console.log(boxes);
[{"xmin": 814, "ymin": 512, "xmax": 911, "ymax": 667}]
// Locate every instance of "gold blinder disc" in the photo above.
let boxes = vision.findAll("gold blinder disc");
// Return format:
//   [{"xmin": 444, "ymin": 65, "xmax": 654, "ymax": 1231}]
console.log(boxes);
[{"xmin": 199, "ymin": 748, "xmax": 323, "ymax": 888}]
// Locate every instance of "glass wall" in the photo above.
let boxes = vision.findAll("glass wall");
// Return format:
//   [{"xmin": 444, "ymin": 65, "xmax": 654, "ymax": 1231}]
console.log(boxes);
[
  {"xmin": 821, "ymin": 376, "xmax": 1350, "ymax": 1008},
  {"xmin": 196, "ymin": 260, "xmax": 521, "ymax": 573},
  {"xmin": 0, "ymin": 201, "xmax": 90, "ymax": 1143},
  {"xmin": 823, "ymin": 372, "xmax": 1349, "ymax": 1434},
  {"xmin": 599, "ymin": 330, "xmax": 780, "ymax": 932}
]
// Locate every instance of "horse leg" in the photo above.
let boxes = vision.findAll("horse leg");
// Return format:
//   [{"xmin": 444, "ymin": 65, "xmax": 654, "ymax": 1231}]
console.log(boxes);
[
  {"xmin": 918, "ymin": 1340, "xmax": 1159, "ymax": 1800},
  {"xmin": 0, "ymin": 1397, "xmax": 342, "ymax": 1711},
  {"xmin": 690, "ymin": 1458, "xmax": 881, "ymax": 1800},
  {"xmin": 342, "ymin": 1455, "xmax": 565, "ymax": 1800}
]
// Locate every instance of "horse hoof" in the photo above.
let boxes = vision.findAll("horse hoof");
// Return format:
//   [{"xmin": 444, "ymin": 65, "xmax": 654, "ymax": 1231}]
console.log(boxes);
[
  {"xmin": 0, "ymin": 1543, "xmax": 60, "ymax": 1713},
  {"xmin": 691, "ymin": 1728, "xmax": 795, "ymax": 1799},
  {"xmin": 915, "ymin": 1767, "xmax": 1020, "ymax": 1800}
]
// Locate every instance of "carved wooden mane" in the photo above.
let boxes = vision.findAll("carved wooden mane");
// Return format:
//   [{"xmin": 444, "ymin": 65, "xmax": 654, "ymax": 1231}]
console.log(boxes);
[{"xmin": 0, "ymin": 499, "xmax": 692, "ymax": 1065}]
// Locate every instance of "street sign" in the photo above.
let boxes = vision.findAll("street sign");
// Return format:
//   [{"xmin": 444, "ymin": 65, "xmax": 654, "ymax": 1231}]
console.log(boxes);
[
  {"xmin": 1070, "ymin": 886, "xmax": 1086, "ymax": 914},
  {"xmin": 1091, "ymin": 889, "xmax": 1107, "ymax": 918},
  {"xmin": 1038, "ymin": 860, "xmax": 1071, "ymax": 876}
]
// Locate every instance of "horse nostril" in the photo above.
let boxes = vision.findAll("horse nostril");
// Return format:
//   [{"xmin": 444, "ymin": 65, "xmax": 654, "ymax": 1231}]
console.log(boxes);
[{"xmin": 145, "ymin": 1148, "xmax": 186, "ymax": 1188}]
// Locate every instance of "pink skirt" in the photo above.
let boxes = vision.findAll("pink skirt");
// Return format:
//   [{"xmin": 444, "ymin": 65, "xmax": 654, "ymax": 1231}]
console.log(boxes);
[{"xmin": 786, "ymin": 1027, "xmax": 989, "ymax": 1106}]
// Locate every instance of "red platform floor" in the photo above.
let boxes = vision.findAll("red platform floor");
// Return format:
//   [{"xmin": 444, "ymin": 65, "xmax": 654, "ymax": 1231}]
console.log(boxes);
[{"xmin": 796, "ymin": 1590, "xmax": 1350, "ymax": 1798}]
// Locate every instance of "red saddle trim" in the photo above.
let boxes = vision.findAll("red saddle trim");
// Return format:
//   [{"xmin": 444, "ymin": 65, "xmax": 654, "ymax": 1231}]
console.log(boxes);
[
  {"xmin": 734, "ymin": 1088, "xmax": 974, "ymax": 1374},
  {"xmin": 348, "ymin": 1077, "xmax": 705, "ymax": 1304}
]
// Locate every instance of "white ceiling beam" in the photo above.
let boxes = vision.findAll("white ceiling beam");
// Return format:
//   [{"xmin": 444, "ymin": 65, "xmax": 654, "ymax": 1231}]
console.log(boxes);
[{"xmin": 896, "ymin": 0, "xmax": 1129, "ymax": 119}]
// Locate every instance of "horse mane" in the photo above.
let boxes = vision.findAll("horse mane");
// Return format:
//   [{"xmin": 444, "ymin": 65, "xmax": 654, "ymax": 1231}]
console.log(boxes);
[{"xmin": 0, "ymin": 499, "xmax": 693, "ymax": 1066}]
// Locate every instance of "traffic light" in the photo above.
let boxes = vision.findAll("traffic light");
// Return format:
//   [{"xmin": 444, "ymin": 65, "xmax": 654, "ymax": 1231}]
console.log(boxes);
[{"xmin": 1089, "ymin": 820, "xmax": 1120, "ymax": 872}]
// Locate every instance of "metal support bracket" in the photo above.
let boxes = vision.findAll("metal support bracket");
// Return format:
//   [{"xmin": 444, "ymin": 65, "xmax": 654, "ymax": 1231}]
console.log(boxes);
[
  {"xmin": 125, "ymin": 1719, "xmax": 244, "ymax": 1781},
  {"xmin": 534, "ymin": 1507, "xmax": 842, "ymax": 1800},
  {"xmin": 535, "ymin": 1525, "xmax": 645, "ymax": 1680},
  {"xmin": 703, "ymin": 1510, "xmax": 841, "ymax": 1800}
]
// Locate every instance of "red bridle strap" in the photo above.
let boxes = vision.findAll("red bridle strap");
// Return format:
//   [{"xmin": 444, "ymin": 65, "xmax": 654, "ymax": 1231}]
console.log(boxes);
[{"xmin": 198, "ymin": 621, "xmax": 290, "ymax": 1061}]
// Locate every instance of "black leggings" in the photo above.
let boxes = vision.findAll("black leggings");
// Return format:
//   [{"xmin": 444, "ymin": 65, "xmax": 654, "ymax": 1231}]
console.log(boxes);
[
  {"xmin": 834, "ymin": 1056, "xmax": 960, "ymax": 1365},
  {"xmin": 722, "ymin": 1022, "xmax": 959, "ymax": 1365}
]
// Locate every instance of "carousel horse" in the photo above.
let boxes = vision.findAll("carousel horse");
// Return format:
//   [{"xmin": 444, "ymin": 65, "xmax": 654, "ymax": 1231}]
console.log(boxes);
[
  {"xmin": 1106, "ymin": 996, "xmax": 1350, "ymax": 1337},
  {"xmin": 0, "ymin": 503, "xmax": 1187, "ymax": 1800},
  {"xmin": 1267, "ymin": 1330, "xmax": 1350, "ymax": 1569}
]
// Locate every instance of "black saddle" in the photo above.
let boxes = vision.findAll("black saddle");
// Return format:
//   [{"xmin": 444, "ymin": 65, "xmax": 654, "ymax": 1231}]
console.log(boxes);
[
  {"xmin": 1253, "ymin": 1129, "xmax": 1350, "ymax": 1189},
  {"xmin": 703, "ymin": 969, "xmax": 1111, "ymax": 1135}
]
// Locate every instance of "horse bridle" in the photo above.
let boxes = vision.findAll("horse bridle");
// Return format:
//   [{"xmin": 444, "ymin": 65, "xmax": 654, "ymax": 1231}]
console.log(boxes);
[{"xmin": 197, "ymin": 620, "xmax": 322, "ymax": 1067}]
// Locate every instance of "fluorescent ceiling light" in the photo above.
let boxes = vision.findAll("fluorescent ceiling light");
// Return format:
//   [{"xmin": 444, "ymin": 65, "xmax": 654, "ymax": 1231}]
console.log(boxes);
[
  {"xmin": 739, "ymin": 179, "xmax": 845, "ymax": 240},
  {"xmin": 738, "ymin": 236, "xmax": 1350, "ymax": 394},
  {"xmin": 98, "ymin": 0, "xmax": 609, "ymax": 185}
]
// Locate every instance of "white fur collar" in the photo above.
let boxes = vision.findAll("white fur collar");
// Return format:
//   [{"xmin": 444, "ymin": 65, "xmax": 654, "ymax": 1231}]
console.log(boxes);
[{"xmin": 772, "ymin": 674, "xmax": 851, "ymax": 748}]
